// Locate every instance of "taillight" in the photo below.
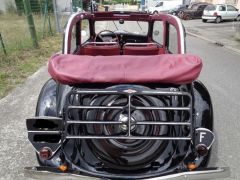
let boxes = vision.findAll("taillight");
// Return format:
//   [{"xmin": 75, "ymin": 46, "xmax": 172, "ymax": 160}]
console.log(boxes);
[
  {"xmin": 213, "ymin": 12, "xmax": 218, "ymax": 16},
  {"xmin": 196, "ymin": 144, "xmax": 208, "ymax": 157},
  {"xmin": 39, "ymin": 147, "xmax": 52, "ymax": 160}
]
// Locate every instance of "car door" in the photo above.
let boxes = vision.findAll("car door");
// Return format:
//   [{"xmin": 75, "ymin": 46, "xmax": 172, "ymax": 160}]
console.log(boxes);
[
  {"xmin": 227, "ymin": 5, "xmax": 238, "ymax": 19},
  {"xmin": 196, "ymin": 5, "xmax": 206, "ymax": 18},
  {"xmin": 218, "ymin": 5, "xmax": 227, "ymax": 20}
]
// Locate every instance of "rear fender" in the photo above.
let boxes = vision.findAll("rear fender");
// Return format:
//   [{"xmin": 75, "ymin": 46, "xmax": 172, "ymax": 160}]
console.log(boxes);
[
  {"xmin": 191, "ymin": 80, "xmax": 213, "ymax": 167},
  {"xmin": 36, "ymin": 78, "xmax": 57, "ymax": 116},
  {"xmin": 192, "ymin": 80, "xmax": 213, "ymax": 131}
]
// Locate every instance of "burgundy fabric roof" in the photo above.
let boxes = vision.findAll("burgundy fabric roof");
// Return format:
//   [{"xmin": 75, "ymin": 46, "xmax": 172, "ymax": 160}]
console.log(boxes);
[{"xmin": 48, "ymin": 54, "xmax": 202, "ymax": 85}]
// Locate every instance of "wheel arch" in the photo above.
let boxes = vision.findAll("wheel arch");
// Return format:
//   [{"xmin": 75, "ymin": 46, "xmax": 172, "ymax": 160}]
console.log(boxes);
[
  {"xmin": 35, "ymin": 78, "xmax": 58, "ymax": 116},
  {"xmin": 192, "ymin": 80, "xmax": 213, "ymax": 131}
]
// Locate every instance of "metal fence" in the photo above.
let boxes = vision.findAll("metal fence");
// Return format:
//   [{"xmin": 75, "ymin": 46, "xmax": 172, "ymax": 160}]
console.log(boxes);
[
  {"xmin": 0, "ymin": 0, "xmax": 79, "ymax": 59},
  {"xmin": 0, "ymin": 0, "xmax": 105, "ymax": 61}
]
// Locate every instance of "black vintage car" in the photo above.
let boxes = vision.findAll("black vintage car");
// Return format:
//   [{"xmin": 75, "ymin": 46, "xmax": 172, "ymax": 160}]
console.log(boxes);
[
  {"xmin": 25, "ymin": 11, "xmax": 229, "ymax": 179},
  {"xmin": 178, "ymin": 3, "xmax": 210, "ymax": 20}
]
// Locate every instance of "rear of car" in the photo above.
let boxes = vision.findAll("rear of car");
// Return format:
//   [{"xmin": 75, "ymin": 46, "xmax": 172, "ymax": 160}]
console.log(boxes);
[
  {"xmin": 24, "ymin": 12, "xmax": 230, "ymax": 180},
  {"xmin": 202, "ymin": 4, "xmax": 240, "ymax": 23},
  {"xmin": 202, "ymin": 5, "xmax": 218, "ymax": 22}
]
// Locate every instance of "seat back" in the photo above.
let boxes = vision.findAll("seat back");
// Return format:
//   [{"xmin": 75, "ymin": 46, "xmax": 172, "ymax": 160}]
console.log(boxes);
[
  {"xmin": 123, "ymin": 43, "xmax": 160, "ymax": 55},
  {"xmin": 82, "ymin": 42, "xmax": 120, "ymax": 56}
]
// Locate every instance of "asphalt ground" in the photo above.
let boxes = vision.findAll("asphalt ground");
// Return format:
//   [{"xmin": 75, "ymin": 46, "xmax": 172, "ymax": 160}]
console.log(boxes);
[
  {"xmin": 182, "ymin": 19, "xmax": 240, "ymax": 54},
  {"xmin": 187, "ymin": 35, "xmax": 240, "ymax": 180}
]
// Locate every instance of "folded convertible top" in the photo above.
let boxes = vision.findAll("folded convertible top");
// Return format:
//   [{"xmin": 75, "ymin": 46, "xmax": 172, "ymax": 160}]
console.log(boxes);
[{"xmin": 48, "ymin": 54, "xmax": 202, "ymax": 85}]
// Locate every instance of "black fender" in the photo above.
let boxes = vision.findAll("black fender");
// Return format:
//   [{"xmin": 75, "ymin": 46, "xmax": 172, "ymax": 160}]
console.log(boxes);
[
  {"xmin": 35, "ymin": 78, "xmax": 57, "ymax": 117},
  {"xmin": 35, "ymin": 78, "xmax": 73, "ymax": 117},
  {"xmin": 191, "ymin": 80, "xmax": 213, "ymax": 167},
  {"xmin": 35, "ymin": 79, "xmax": 72, "ymax": 166},
  {"xmin": 192, "ymin": 80, "xmax": 213, "ymax": 131},
  {"xmin": 35, "ymin": 78, "xmax": 58, "ymax": 166}
]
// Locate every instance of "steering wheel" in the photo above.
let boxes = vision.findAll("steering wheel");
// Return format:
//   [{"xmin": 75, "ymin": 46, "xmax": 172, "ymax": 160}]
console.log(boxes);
[{"xmin": 94, "ymin": 30, "xmax": 119, "ymax": 44}]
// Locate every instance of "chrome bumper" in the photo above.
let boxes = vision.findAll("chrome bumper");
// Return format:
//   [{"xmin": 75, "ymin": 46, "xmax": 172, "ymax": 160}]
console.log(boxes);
[{"xmin": 24, "ymin": 166, "xmax": 230, "ymax": 180}]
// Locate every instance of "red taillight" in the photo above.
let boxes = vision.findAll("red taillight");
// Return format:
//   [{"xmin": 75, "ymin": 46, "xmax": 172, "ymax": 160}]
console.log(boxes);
[
  {"xmin": 213, "ymin": 12, "xmax": 218, "ymax": 17},
  {"xmin": 196, "ymin": 144, "xmax": 208, "ymax": 157},
  {"xmin": 39, "ymin": 147, "xmax": 52, "ymax": 160}
]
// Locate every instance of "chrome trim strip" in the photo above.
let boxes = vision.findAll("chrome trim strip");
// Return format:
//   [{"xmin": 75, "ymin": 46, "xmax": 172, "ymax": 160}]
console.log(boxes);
[
  {"xmin": 27, "ymin": 116, "xmax": 62, "ymax": 120},
  {"xmin": 135, "ymin": 106, "xmax": 190, "ymax": 111},
  {"xmin": 135, "ymin": 122, "xmax": 191, "ymax": 125},
  {"xmin": 24, "ymin": 167, "xmax": 230, "ymax": 180},
  {"xmin": 149, "ymin": 167, "xmax": 230, "ymax": 180},
  {"xmin": 85, "ymin": 42, "xmax": 118, "ymax": 45},
  {"xmin": 123, "ymin": 42, "xmax": 159, "ymax": 46},
  {"xmin": 64, "ymin": 13, "xmax": 80, "ymax": 54},
  {"xmin": 65, "ymin": 136, "xmax": 191, "ymax": 140},
  {"xmin": 169, "ymin": 15, "xmax": 186, "ymax": 54},
  {"xmin": 28, "ymin": 131, "xmax": 61, "ymax": 134},
  {"xmin": 68, "ymin": 105, "xmax": 124, "ymax": 110},
  {"xmin": 66, "ymin": 121, "xmax": 191, "ymax": 126},
  {"xmin": 67, "ymin": 120, "xmax": 123, "ymax": 124}
]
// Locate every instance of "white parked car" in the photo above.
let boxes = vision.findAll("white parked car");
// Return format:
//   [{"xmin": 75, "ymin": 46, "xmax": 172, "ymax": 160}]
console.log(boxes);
[
  {"xmin": 148, "ymin": 0, "xmax": 183, "ymax": 14},
  {"xmin": 202, "ymin": 4, "xmax": 240, "ymax": 23}
]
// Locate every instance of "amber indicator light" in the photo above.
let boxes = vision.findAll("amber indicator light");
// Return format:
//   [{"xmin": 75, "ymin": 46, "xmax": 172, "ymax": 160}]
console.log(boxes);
[
  {"xmin": 59, "ymin": 165, "xmax": 68, "ymax": 172},
  {"xmin": 187, "ymin": 162, "xmax": 197, "ymax": 171}
]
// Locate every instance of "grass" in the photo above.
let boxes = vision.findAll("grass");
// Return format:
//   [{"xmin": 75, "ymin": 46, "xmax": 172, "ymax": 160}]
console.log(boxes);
[{"xmin": 0, "ymin": 14, "xmax": 62, "ymax": 99}]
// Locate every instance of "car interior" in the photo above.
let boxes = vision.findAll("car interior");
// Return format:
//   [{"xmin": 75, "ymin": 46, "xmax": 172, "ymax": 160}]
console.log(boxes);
[{"xmin": 80, "ymin": 29, "xmax": 163, "ymax": 56}]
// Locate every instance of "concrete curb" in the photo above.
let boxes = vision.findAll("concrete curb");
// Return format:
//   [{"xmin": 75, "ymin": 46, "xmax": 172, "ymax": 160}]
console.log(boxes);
[{"xmin": 186, "ymin": 31, "xmax": 240, "ymax": 55}]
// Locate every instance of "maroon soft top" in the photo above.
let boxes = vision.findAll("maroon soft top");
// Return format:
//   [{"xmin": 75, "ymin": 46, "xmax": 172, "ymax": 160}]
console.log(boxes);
[{"xmin": 48, "ymin": 54, "xmax": 202, "ymax": 85}]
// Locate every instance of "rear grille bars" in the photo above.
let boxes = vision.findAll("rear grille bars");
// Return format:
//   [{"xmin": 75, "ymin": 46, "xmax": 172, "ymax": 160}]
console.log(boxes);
[{"xmin": 63, "ymin": 89, "xmax": 193, "ymax": 141}]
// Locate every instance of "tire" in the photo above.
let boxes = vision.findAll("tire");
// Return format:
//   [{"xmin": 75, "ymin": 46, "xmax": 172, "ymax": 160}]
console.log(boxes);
[
  {"xmin": 215, "ymin": 16, "xmax": 221, "ymax": 23},
  {"xmin": 236, "ymin": 15, "xmax": 240, "ymax": 21},
  {"xmin": 184, "ymin": 14, "xmax": 190, "ymax": 20},
  {"xmin": 202, "ymin": 19, "xmax": 207, "ymax": 23},
  {"xmin": 178, "ymin": 11, "xmax": 183, "ymax": 18},
  {"xmin": 153, "ymin": 11, "xmax": 158, "ymax": 14}
]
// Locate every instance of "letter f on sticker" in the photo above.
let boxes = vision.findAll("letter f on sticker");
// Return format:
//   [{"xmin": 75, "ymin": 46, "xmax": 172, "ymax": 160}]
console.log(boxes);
[{"xmin": 200, "ymin": 132, "xmax": 206, "ymax": 143}]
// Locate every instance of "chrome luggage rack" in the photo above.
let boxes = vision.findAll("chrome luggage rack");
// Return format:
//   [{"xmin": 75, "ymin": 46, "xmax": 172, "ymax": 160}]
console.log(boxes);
[{"xmin": 63, "ymin": 89, "xmax": 193, "ymax": 141}]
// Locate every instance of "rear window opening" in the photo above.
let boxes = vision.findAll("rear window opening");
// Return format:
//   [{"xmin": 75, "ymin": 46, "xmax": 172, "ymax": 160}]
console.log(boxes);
[{"xmin": 205, "ymin": 5, "xmax": 216, "ymax": 11}]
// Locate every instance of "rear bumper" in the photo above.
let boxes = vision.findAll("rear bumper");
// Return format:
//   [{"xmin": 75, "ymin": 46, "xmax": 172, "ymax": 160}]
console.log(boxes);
[
  {"xmin": 202, "ymin": 16, "xmax": 217, "ymax": 20},
  {"xmin": 24, "ymin": 166, "xmax": 230, "ymax": 180}
]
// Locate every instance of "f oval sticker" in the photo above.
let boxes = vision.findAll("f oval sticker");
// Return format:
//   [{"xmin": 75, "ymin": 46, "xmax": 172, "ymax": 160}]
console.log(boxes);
[{"xmin": 195, "ymin": 128, "xmax": 215, "ymax": 149}]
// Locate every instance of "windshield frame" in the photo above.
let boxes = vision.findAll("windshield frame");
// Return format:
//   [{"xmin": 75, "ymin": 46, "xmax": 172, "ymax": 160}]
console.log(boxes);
[{"xmin": 94, "ymin": 20, "xmax": 150, "ymax": 36}]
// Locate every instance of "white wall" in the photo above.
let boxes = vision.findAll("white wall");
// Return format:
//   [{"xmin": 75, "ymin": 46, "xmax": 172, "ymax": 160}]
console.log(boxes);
[
  {"xmin": 145, "ymin": 0, "xmax": 185, "ymax": 8},
  {"xmin": 56, "ymin": 0, "xmax": 72, "ymax": 12},
  {"xmin": 0, "ymin": 0, "xmax": 16, "ymax": 12}
]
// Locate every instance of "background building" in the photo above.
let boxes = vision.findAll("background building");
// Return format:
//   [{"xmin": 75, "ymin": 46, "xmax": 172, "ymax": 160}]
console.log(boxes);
[{"xmin": 192, "ymin": 0, "xmax": 240, "ymax": 8}]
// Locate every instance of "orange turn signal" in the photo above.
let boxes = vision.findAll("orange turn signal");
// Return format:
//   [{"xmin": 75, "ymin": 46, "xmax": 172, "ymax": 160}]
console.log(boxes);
[
  {"xmin": 58, "ymin": 165, "xmax": 68, "ymax": 172},
  {"xmin": 187, "ymin": 162, "xmax": 197, "ymax": 171}
]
